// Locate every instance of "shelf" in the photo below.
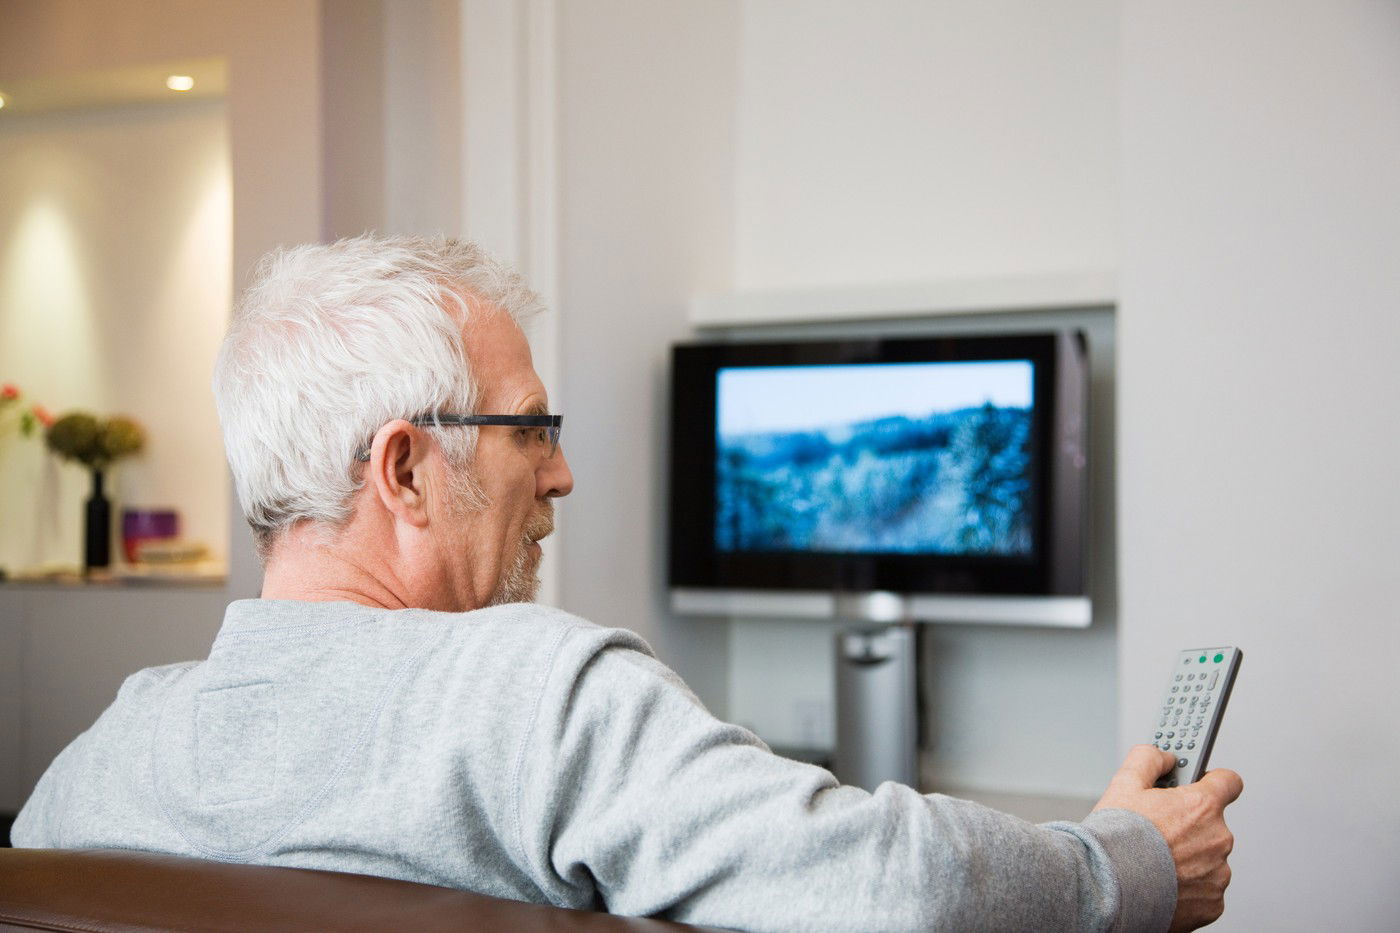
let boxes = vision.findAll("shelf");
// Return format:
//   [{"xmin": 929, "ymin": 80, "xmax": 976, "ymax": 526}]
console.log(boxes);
[
  {"xmin": 0, "ymin": 562, "xmax": 227, "ymax": 589},
  {"xmin": 689, "ymin": 270, "xmax": 1116, "ymax": 329}
]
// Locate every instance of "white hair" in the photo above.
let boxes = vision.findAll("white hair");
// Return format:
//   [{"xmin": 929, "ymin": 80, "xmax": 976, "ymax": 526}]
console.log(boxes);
[{"xmin": 213, "ymin": 234, "xmax": 543, "ymax": 560}]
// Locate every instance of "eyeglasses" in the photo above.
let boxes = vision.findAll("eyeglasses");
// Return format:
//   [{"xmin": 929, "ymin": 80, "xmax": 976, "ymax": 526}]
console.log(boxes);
[{"xmin": 355, "ymin": 413, "xmax": 562, "ymax": 462}]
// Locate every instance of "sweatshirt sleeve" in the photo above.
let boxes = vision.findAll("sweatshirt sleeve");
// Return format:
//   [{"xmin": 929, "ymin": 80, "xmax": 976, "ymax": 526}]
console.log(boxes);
[
  {"xmin": 514, "ymin": 632, "xmax": 1176, "ymax": 933},
  {"xmin": 10, "ymin": 735, "xmax": 83, "ymax": 848}
]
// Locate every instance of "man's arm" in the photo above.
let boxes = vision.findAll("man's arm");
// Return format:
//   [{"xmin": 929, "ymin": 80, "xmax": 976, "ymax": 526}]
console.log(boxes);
[
  {"xmin": 10, "ymin": 736, "xmax": 80, "ymax": 848},
  {"xmin": 514, "ymin": 634, "xmax": 1180, "ymax": 932}
]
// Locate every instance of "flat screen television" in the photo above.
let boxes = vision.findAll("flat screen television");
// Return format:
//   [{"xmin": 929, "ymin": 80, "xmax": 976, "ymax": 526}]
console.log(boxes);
[{"xmin": 668, "ymin": 331, "xmax": 1089, "ymax": 608}]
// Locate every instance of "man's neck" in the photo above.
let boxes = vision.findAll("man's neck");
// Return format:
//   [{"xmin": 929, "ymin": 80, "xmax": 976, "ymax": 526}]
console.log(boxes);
[{"xmin": 259, "ymin": 524, "xmax": 413, "ymax": 610}]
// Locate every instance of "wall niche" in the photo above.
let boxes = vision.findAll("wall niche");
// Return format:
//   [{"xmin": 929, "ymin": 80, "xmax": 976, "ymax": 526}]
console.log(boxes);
[{"xmin": 0, "ymin": 59, "xmax": 231, "ymax": 581}]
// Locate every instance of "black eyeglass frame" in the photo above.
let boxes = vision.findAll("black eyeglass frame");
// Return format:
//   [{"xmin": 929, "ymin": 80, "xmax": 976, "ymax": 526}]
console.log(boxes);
[{"xmin": 355, "ymin": 413, "xmax": 562, "ymax": 462}]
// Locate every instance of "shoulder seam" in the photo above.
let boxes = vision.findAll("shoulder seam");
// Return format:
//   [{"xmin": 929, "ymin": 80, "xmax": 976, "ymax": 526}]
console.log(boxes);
[{"xmin": 509, "ymin": 621, "xmax": 583, "ymax": 894}]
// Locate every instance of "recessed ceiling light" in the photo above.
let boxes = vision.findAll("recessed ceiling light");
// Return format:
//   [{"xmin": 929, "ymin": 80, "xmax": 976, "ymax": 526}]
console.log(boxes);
[{"xmin": 166, "ymin": 75, "xmax": 195, "ymax": 92}]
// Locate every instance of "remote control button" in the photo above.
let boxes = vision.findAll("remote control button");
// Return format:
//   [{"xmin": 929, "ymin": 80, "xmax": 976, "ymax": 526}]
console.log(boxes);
[
  {"xmin": 1187, "ymin": 741, "xmax": 1196, "ymax": 749},
  {"xmin": 1166, "ymin": 731, "xmax": 1175, "ymax": 738},
  {"xmin": 1175, "ymin": 674, "xmax": 1183, "ymax": 682},
  {"xmin": 1175, "ymin": 742, "xmax": 1183, "ymax": 750},
  {"xmin": 1159, "ymin": 742, "xmax": 1170, "ymax": 751},
  {"xmin": 1155, "ymin": 731, "xmax": 1163, "ymax": 739},
  {"xmin": 1214, "ymin": 653, "xmax": 1224, "ymax": 663},
  {"xmin": 1209, "ymin": 670, "xmax": 1219, "ymax": 689},
  {"xmin": 1195, "ymin": 684, "xmax": 1203, "ymax": 691},
  {"xmin": 1178, "ymin": 757, "xmax": 1188, "ymax": 768},
  {"xmin": 1171, "ymin": 686, "xmax": 1178, "ymax": 693}
]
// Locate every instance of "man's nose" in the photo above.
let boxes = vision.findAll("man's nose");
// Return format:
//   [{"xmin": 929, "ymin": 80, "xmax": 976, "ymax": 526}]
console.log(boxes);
[{"xmin": 540, "ymin": 445, "xmax": 574, "ymax": 498}]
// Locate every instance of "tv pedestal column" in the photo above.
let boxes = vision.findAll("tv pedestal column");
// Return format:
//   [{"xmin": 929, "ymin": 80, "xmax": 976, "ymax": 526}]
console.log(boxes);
[{"xmin": 831, "ymin": 593, "xmax": 920, "ymax": 791}]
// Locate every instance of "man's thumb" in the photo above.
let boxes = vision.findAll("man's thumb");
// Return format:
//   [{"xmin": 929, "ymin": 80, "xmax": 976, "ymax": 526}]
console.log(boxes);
[{"xmin": 1114, "ymin": 744, "xmax": 1175, "ymax": 788}]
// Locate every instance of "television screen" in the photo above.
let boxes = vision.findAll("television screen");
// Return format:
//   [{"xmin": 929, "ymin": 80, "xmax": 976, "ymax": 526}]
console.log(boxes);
[
  {"xmin": 714, "ymin": 360, "xmax": 1036, "ymax": 556},
  {"xmin": 670, "ymin": 332, "xmax": 1088, "ymax": 598}
]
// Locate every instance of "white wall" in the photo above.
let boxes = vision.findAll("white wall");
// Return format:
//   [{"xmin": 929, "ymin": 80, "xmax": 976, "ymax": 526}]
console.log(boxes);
[
  {"xmin": 382, "ymin": 0, "xmax": 463, "ymax": 237},
  {"xmin": 1118, "ymin": 2, "xmax": 1400, "ymax": 928},
  {"xmin": 0, "ymin": 101, "xmax": 231, "ymax": 572},
  {"xmin": 722, "ymin": 0, "xmax": 1120, "ymax": 798},
  {"xmin": 554, "ymin": 0, "xmax": 740, "ymax": 710},
  {"xmin": 322, "ymin": 0, "xmax": 463, "ymax": 240},
  {"xmin": 734, "ymin": 0, "xmax": 1117, "ymax": 290},
  {"xmin": 321, "ymin": 0, "xmax": 386, "ymax": 240}
]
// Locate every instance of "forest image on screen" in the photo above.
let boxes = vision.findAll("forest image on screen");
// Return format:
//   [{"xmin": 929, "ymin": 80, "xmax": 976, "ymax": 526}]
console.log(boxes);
[{"xmin": 715, "ymin": 360, "xmax": 1035, "ymax": 555}]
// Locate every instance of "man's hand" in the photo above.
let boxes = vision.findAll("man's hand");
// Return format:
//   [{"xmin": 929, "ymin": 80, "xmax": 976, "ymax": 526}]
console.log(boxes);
[{"xmin": 1093, "ymin": 745, "xmax": 1243, "ymax": 932}]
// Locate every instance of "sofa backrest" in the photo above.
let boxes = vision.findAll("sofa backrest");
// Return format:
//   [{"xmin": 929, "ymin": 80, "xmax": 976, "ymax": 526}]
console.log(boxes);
[{"xmin": 0, "ymin": 848, "xmax": 727, "ymax": 932}]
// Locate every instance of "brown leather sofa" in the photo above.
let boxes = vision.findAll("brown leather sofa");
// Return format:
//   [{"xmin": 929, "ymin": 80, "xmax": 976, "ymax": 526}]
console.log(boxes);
[{"xmin": 0, "ymin": 848, "xmax": 729, "ymax": 932}]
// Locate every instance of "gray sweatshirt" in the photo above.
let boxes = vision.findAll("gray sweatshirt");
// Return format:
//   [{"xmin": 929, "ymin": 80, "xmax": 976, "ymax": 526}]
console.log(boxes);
[{"xmin": 13, "ymin": 599, "xmax": 1176, "ymax": 931}]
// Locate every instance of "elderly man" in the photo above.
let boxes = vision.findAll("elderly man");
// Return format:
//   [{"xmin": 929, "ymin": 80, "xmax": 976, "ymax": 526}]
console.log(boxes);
[{"xmin": 14, "ymin": 236, "xmax": 1240, "ymax": 932}]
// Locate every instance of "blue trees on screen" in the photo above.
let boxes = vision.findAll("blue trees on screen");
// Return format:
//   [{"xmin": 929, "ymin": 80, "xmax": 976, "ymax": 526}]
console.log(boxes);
[{"xmin": 716, "ymin": 403, "xmax": 1032, "ymax": 555}]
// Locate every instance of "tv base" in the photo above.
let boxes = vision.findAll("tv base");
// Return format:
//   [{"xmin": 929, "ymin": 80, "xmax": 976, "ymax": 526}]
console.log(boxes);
[{"xmin": 833, "ymin": 623, "xmax": 920, "ymax": 791}]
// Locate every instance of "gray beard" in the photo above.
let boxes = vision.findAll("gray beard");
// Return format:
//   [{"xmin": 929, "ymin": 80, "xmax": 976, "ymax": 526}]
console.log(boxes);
[
  {"xmin": 485, "ymin": 501, "xmax": 553, "ymax": 606},
  {"xmin": 486, "ymin": 535, "xmax": 541, "ymax": 606}
]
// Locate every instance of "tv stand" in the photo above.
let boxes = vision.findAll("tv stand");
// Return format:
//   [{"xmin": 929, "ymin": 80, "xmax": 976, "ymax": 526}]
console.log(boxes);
[{"xmin": 833, "ymin": 621, "xmax": 920, "ymax": 790}]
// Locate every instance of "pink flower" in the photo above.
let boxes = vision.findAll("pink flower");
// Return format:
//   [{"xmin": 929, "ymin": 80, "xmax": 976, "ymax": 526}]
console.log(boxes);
[
  {"xmin": 31, "ymin": 404, "xmax": 54, "ymax": 429},
  {"xmin": 1, "ymin": 383, "xmax": 18, "ymax": 400}
]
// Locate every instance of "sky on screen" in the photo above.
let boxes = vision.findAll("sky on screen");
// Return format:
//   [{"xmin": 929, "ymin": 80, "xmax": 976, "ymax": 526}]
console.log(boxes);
[{"xmin": 717, "ymin": 360, "xmax": 1033, "ymax": 437}]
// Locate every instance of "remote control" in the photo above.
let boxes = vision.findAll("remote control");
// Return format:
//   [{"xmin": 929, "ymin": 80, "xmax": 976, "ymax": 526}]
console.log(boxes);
[{"xmin": 1151, "ymin": 647, "xmax": 1242, "ymax": 788}]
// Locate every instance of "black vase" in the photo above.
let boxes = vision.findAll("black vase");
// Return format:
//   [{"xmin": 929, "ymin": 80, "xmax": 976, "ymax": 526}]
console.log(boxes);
[{"xmin": 85, "ymin": 468, "xmax": 111, "ymax": 571}]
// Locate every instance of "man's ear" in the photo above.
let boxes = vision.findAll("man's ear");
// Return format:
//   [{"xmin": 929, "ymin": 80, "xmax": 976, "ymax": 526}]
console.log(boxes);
[{"xmin": 367, "ymin": 419, "xmax": 431, "ymax": 528}]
